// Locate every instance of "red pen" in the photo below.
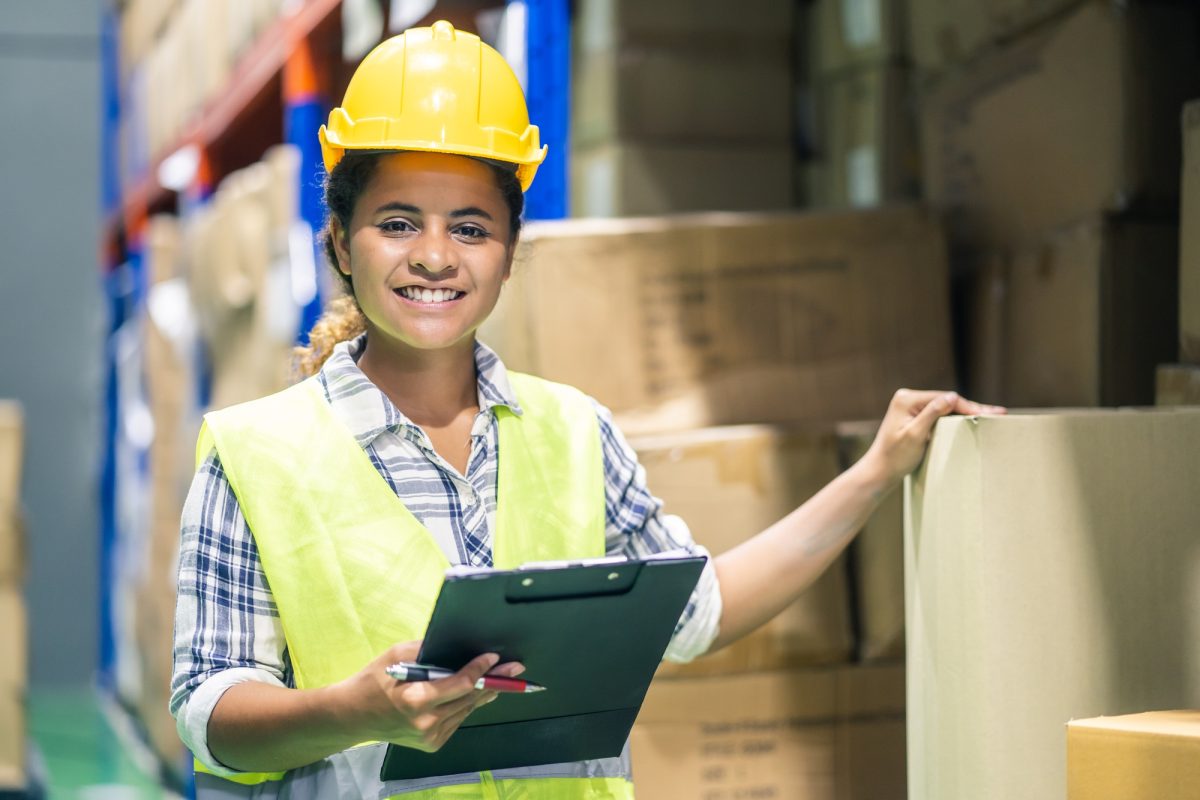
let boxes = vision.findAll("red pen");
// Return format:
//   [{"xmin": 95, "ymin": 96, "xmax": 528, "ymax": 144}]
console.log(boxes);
[{"xmin": 385, "ymin": 662, "xmax": 546, "ymax": 693}]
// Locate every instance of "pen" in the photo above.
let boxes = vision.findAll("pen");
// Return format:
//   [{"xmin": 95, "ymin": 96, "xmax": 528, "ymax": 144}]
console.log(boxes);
[{"xmin": 385, "ymin": 662, "xmax": 546, "ymax": 693}]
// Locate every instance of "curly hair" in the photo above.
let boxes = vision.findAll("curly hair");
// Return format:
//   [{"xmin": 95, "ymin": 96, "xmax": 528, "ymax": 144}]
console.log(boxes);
[{"xmin": 293, "ymin": 152, "xmax": 525, "ymax": 378}]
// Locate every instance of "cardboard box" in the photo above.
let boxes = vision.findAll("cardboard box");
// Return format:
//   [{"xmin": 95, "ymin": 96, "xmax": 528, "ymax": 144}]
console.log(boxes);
[
  {"xmin": 574, "ymin": 0, "xmax": 793, "ymax": 53},
  {"xmin": 570, "ymin": 142, "xmax": 793, "ymax": 218},
  {"xmin": 572, "ymin": 45, "xmax": 792, "ymax": 148},
  {"xmin": 1181, "ymin": 100, "xmax": 1200, "ymax": 364},
  {"xmin": 808, "ymin": 61, "xmax": 920, "ymax": 208},
  {"xmin": 905, "ymin": 410, "xmax": 1200, "ymax": 800},
  {"xmin": 632, "ymin": 664, "xmax": 906, "ymax": 800},
  {"xmin": 1157, "ymin": 364, "xmax": 1200, "ymax": 407},
  {"xmin": 921, "ymin": 1, "xmax": 1200, "ymax": 246},
  {"xmin": 811, "ymin": 0, "xmax": 907, "ymax": 75},
  {"xmin": 484, "ymin": 206, "xmax": 955, "ymax": 434},
  {"xmin": 837, "ymin": 422, "xmax": 904, "ymax": 662},
  {"xmin": 965, "ymin": 216, "xmax": 1178, "ymax": 407},
  {"xmin": 629, "ymin": 425, "xmax": 854, "ymax": 676},
  {"xmin": 1067, "ymin": 711, "xmax": 1200, "ymax": 800}
]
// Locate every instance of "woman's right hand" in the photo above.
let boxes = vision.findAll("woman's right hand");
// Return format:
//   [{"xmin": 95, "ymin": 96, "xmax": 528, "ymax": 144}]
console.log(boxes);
[{"xmin": 332, "ymin": 642, "xmax": 523, "ymax": 752}]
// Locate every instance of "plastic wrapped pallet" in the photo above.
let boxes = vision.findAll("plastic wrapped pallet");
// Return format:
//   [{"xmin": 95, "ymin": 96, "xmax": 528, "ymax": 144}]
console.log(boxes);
[{"xmin": 905, "ymin": 409, "xmax": 1200, "ymax": 800}]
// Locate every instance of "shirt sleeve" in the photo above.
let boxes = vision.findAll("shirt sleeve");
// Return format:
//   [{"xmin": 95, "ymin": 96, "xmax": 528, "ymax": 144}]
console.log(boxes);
[
  {"xmin": 592, "ymin": 400, "xmax": 723, "ymax": 663},
  {"xmin": 170, "ymin": 450, "xmax": 292, "ymax": 775}
]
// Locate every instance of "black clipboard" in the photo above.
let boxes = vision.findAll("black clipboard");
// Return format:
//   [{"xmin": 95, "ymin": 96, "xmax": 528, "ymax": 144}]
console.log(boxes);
[{"xmin": 379, "ymin": 553, "xmax": 706, "ymax": 780}]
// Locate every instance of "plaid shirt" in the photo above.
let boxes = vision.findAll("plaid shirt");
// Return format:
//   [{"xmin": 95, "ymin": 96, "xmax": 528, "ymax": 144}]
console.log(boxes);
[{"xmin": 171, "ymin": 335, "xmax": 722, "ymax": 774}]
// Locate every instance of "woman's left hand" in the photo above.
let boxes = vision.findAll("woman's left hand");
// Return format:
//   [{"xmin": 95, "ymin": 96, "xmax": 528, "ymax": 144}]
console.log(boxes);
[{"xmin": 861, "ymin": 389, "xmax": 1007, "ymax": 488}]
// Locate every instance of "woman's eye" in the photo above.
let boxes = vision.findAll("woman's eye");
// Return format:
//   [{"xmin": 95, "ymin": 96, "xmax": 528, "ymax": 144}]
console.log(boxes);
[
  {"xmin": 379, "ymin": 219, "xmax": 416, "ymax": 234},
  {"xmin": 456, "ymin": 224, "xmax": 488, "ymax": 239}
]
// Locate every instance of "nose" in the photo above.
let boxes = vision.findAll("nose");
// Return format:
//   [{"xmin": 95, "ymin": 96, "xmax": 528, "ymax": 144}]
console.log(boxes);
[{"xmin": 408, "ymin": 228, "xmax": 454, "ymax": 275}]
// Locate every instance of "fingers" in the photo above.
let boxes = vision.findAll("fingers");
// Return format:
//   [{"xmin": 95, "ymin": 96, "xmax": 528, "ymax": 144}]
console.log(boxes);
[
  {"xmin": 424, "ymin": 652, "xmax": 501, "ymax": 707},
  {"xmin": 894, "ymin": 388, "xmax": 1006, "ymax": 417},
  {"xmin": 488, "ymin": 661, "xmax": 526, "ymax": 679}
]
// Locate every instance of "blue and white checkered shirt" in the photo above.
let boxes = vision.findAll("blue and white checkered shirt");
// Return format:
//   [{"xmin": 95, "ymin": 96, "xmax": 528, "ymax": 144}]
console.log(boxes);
[{"xmin": 171, "ymin": 335, "xmax": 722, "ymax": 774}]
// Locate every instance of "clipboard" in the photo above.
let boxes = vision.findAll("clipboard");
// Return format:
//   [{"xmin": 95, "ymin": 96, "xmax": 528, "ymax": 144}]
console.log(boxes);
[{"xmin": 379, "ymin": 553, "xmax": 707, "ymax": 780}]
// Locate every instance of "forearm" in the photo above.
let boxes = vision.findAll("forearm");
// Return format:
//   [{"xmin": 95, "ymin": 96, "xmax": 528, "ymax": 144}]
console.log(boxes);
[
  {"xmin": 207, "ymin": 680, "xmax": 360, "ymax": 772},
  {"xmin": 710, "ymin": 457, "xmax": 893, "ymax": 651}
]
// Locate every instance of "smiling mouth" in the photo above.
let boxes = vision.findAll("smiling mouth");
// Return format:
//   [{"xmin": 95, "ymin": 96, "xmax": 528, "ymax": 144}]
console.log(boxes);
[{"xmin": 396, "ymin": 286, "xmax": 465, "ymax": 304}]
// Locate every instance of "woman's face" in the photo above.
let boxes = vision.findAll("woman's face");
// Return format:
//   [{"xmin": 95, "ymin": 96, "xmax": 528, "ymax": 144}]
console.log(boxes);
[{"xmin": 332, "ymin": 151, "xmax": 515, "ymax": 357}]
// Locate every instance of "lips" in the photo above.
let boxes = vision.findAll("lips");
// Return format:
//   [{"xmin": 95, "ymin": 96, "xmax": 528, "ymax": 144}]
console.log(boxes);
[{"xmin": 395, "ymin": 286, "xmax": 465, "ymax": 304}]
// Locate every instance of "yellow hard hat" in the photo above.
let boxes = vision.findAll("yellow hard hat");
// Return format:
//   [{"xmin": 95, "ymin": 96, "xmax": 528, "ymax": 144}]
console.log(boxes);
[{"xmin": 319, "ymin": 20, "xmax": 546, "ymax": 191}]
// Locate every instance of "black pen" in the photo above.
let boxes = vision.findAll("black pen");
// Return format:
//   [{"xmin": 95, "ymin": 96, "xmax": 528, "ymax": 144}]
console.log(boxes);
[{"xmin": 385, "ymin": 662, "xmax": 546, "ymax": 693}]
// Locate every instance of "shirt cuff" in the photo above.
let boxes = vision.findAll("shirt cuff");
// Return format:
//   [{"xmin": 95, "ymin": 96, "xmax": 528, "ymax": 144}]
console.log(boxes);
[
  {"xmin": 660, "ymin": 515, "xmax": 723, "ymax": 663},
  {"xmin": 176, "ymin": 667, "xmax": 287, "ymax": 776}
]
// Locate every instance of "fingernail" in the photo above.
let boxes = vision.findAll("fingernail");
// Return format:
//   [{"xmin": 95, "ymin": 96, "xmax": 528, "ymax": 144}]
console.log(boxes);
[{"xmin": 511, "ymin": 664, "xmax": 526, "ymax": 677}]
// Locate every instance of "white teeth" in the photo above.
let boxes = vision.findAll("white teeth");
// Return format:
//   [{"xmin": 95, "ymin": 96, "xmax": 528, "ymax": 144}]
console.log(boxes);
[{"xmin": 400, "ymin": 287, "xmax": 460, "ymax": 302}]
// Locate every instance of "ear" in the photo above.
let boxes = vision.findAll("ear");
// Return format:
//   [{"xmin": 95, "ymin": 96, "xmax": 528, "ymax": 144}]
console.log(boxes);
[{"xmin": 330, "ymin": 217, "xmax": 352, "ymax": 276}]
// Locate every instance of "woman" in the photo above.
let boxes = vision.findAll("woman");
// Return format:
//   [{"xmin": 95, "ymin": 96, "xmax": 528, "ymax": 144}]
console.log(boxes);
[{"xmin": 171, "ymin": 20, "xmax": 1002, "ymax": 799}]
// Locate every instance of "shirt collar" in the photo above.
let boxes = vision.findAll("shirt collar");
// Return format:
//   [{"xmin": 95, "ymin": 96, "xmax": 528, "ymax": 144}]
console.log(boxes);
[{"xmin": 317, "ymin": 334, "xmax": 523, "ymax": 449}]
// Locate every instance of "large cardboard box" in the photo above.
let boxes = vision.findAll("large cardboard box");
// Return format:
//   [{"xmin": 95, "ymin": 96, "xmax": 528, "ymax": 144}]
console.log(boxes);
[
  {"xmin": 808, "ymin": 61, "xmax": 920, "ymax": 209},
  {"xmin": 632, "ymin": 664, "xmax": 906, "ymax": 799},
  {"xmin": 837, "ymin": 422, "xmax": 904, "ymax": 662},
  {"xmin": 811, "ymin": 0, "xmax": 907, "ymax": 75},
  {"xmin": 1067, "ymin": 711, "xmax": 1200, "ymax": 800},
  {"xmin": 1157, "ymin": 364, "xmax": 1200, "ymax": 407},
  {"xmin": 965, "ymin": 216, "xmax": 1177, "ymax": 407},
  {"xmin": 921, "ymin": 1, "xmax": 1200, "ymax": 246},
  {"xmin": 484, "ymin": 206, "xmax": 955, "ymax": 434},
  {"xmin": 1181, "ymin": 100, "xmax": 1200, "ymax": 364},
  {"xmin": 629, "ymin": 425, "xmax": 853, "ymax": 677},
  {"xmin": 572, "ymin": 45, "xmax": 792, "ymax": 149},
  {"xmin": 905, "ymin": 410, "xmax": 1200, "ymax": 800},
  {"xmin": 570, "ymin": 142, "xmax": 793, "ymax": 218}
]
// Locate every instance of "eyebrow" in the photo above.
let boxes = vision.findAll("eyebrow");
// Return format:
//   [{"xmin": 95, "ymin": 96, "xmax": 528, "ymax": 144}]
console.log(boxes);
[{"xmin": 373, "ymin": 202, "xmax": 494, "ymax": 221}]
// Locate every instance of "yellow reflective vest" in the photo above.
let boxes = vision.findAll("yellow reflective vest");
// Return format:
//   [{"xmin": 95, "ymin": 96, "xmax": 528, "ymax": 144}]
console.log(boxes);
[{"xmin": 190, "ymin": 372, "xmax": 635, "ymax": 799}]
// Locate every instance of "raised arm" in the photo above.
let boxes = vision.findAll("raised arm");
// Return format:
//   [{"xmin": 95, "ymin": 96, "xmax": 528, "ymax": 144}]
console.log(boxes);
[{"xmin": 709, "ymin": 390, "xmax": 1004, "ymax": 651}]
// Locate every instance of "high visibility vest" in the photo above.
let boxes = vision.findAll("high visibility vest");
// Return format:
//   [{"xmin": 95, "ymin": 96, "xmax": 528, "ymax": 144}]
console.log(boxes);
[{"xmin": 189, "ymin": 373, "xmax": 635, "ymax": 799}]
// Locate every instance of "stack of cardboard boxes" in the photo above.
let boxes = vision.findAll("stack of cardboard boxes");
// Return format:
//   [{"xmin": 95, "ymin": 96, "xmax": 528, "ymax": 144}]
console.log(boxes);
[
  {"xmin": 482, "ymin": 203, "xmax": 956, "ymax": 798},
  {"xmin": 0, "ymin": 403, "xmax": 26, "ymax": 792},
  {"xmin": 569, "ymin": 0, "xmax": 795, "ymax": 216},
  {"xmin": 914, "ymin": 0, "xmax": 1200, "ymax": 406},
  {"xmin": 1158, "ymin": 99, "xmax": 1200, "ymax": 406}
]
